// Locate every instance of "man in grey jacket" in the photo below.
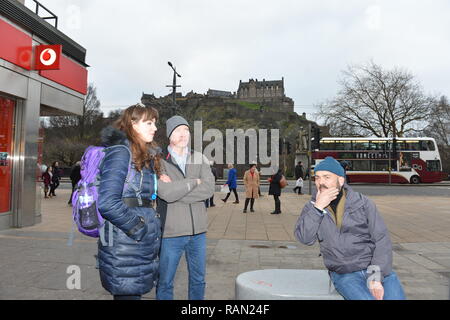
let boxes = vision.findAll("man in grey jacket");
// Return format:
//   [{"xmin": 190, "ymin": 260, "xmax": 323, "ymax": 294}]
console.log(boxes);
[
  {"xmin": 294, "ymin": 156, "xmax": 405, "ymax": 300},
  {"xmin": 156, "ymin": 115, "xmax": 215, "ymax": 300}
]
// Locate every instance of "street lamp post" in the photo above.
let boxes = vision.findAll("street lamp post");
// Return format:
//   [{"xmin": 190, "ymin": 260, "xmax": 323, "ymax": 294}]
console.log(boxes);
[{"xmin": 166, "ymin": 61, "xmax": 181, "ymax": 107}]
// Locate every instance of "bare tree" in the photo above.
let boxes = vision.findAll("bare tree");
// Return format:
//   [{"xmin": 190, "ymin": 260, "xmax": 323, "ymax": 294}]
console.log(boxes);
[
  {"xmin": 43, "ymin": 83, "xmax": 104, "ymax": 167},
  {"xmin": 424, "ymin": 96, "xmax": 450, "ymax": 146},
  {"xmin": 317, "ymin": 61, "xmax": 435, "ymax": 137}
]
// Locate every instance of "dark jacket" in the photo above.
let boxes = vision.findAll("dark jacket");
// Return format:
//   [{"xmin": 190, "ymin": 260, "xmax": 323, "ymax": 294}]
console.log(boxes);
[
  {"xmin": 294, "ymin": 184, "xmax": 393, "ymax": 281},
  {"xmin": 97, "ymin": 126, "xmax": 161, "ymax": 296},
  {"xmin": 268, "ymin": 171, "xmax": 282, "ymax": 196},
  {"xmin": 211, "ymin": 166, "xmax": 218, "ymax": 181},
  {"xmin": 51, "ymin": 166, "xmax": 61, "ymax": 182},
  {"xmin": 70, "ymin": 165, "xmax": 81, "ymax": 185},
  {"xmin": 295, "ymin": 164, "xmax": 304, "ymax": 180}
]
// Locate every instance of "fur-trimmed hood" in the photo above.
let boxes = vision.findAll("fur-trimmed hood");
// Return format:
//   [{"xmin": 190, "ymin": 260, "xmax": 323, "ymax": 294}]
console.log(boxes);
[
  {"xmin": 100, "ymin": 126, "xmax": 162, "ymax": 156},
  {"xmin": 101, "ymin": 126, "xmax": 128, "ymax": 147}
]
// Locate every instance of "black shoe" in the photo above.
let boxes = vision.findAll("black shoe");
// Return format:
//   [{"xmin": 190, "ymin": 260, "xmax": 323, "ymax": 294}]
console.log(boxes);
[
  {"xmin": 233, "ymin": 201, "xmax": 239, "ymax": 204},
  {"xmin": 210, "ymin": 204, "xmax": 216, "ymax": 207},
  {"xmin": 222, "ymin": 199, "xmax": 227, "ymax": 203},
  {"xmin": 243, "ymin": 209, "xmax": 247, "ymax": 213},
  {"xmin": 250, "ymin": 209, "xmax": 255, "ymax": 213},
  {"xmin": 270, "ymin": 211, "xmax": 277, "ymax": 214}
]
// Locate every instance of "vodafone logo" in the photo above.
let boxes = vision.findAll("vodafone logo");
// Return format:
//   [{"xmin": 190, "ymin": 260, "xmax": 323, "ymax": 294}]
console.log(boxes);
[
  {"xmin": 35, "ymin": 44, "xmax": 62, "ymax": 70},
  {"xmin": 40, "ymin": 48, "xmax": 57, "ymax": 66}
]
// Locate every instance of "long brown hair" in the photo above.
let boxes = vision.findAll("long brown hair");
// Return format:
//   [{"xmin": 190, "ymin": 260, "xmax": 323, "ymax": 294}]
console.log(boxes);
[{"xmin": 113, "ymin": 104, "xmax": 161, "ymax": 174}]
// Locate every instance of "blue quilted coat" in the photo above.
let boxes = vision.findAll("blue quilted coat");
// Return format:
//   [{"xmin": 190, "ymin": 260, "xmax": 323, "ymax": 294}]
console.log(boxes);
[{"xmin": 97, "ymin": 126, "xmax": 161, "ymax": 295}]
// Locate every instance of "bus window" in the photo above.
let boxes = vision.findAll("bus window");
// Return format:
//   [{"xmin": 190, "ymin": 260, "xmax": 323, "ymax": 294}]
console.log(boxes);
[
  {"xmin": 352, "ymin": 160, "xmax": 370, "ymax": 171},
  {"xmin": 369, "ymin": 141, "xmax": 388, "ymax": 151},
  {"xmin": 404, "ymin": 141, "xmax": 420, "ymax": 151},
  {"xmin": 335, "ymin": 141, "xmax": 352, "ymax": 150},
  {"xmin": 394, "ymin": 141, "xmax": 406, "ymax": 151},
  {"xmin": 320, "ymin": 141, "xmax": 335, "ymax": 150},
  {"xmin": 372, "ymin": 160, "xmax": 390, "ymax": 171},
  {"xmin": 419, "ymin": 140, "xmax": 436, "ymax": 151},
  {"xmin": 426, "ymin": 160, "xmax": 441, "ymax": 172},
  {"xmin": 352, "ymin": 141, "xmax": 370, "ymax": 150}
]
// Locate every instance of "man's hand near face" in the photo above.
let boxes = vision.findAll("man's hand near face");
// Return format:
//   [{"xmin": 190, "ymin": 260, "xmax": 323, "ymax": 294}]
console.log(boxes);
[{"xmin": 314, "ymin": 187, "xmax": 340, "ymax": 211}]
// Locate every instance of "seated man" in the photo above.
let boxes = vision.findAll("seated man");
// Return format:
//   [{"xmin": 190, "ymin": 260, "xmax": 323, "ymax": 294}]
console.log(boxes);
[{"xmin": 294, "ymin": 156, "xmax": 405, "ymax": 300}]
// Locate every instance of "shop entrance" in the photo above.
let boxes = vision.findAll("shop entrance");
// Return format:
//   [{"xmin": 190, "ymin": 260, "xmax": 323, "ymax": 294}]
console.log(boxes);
[{"xmin": 0, "ymin": 96, "xmax": 15, "ymax": 214}]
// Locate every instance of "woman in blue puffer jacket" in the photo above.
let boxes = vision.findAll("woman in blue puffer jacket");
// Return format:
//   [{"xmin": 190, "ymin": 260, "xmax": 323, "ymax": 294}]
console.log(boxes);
[{"xmin": 97, "ymin": 104, "xmax": 163, "ymax": 300}]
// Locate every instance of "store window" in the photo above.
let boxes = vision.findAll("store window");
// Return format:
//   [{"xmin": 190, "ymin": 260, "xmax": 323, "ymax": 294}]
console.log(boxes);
[{"xmin": 0, "ymin": 97, "xmax": 15, "ymax": 214}]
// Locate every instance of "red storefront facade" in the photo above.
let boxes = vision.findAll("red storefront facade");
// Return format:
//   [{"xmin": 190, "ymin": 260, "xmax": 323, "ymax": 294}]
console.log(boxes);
[{"xmin": 0, "ymin": 0, "xmax": 88, "ymax": 230}]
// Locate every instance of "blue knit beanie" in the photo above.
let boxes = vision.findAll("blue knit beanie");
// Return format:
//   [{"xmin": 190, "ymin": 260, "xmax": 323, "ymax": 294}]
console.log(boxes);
[{"xmin": 314, "ymin": 156, "xmax": 345, "ymax": 177}]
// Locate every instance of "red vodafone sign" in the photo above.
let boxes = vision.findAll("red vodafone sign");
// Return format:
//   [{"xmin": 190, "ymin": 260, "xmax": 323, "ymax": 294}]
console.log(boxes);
[{"xmin": 35, "ymin": 44, "xmax": 62, "ymax": 70}]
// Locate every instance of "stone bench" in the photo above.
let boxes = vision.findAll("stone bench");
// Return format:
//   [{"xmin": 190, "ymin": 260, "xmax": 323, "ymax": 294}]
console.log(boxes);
[{"xmin": 235, "ymin": 269, "xmax": 344, "ymax": 300}]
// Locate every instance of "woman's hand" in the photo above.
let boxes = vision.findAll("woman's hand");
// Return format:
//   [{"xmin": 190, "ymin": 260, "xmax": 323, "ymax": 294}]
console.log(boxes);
[{"xmin": 160, "ymin": 174, "xmax": 172, "ymax": 183}]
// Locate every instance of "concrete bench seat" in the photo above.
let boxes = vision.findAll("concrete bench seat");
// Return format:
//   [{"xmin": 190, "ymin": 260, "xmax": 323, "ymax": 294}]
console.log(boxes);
[{"xmin": 235, "ymin": 269, "xmax": 344, "ymax": 300}]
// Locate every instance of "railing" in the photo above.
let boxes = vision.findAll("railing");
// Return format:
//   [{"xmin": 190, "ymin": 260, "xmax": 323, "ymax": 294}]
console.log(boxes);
[{"xmin": 31, "ymin": 0, "xmax": 58, "ymax": 28}]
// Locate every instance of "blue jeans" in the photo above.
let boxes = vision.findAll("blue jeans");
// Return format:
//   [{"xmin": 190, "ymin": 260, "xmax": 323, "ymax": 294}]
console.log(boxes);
[
  {"xmin": 330, "ymin": 269, "xmax": 406, "ymax": 300},
  {"xmin": 156, "ymin": 233, "xmax": 206, "ymax": 300}
]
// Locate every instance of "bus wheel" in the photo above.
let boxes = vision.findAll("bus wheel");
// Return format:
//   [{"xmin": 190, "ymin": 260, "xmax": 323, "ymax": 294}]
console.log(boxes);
[{"xmin": 410, "ymin": 175, "xmax": 420, "ymax": 184}]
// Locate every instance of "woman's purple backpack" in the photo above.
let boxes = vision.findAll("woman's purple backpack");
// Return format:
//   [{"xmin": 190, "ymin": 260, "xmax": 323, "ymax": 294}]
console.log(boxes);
[{"xmin": 71, "ymin": 146, "xmax": 107, "ymax": 238}]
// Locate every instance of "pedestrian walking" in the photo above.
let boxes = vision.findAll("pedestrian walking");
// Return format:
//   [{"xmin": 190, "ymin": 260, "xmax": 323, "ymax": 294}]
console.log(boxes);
[
  {"xmin": 243, "ymin": 164, "xmax": 260, "ymax": 213},
  {"xmin": 96, "ymin": 104, "xmax": 162, "ymax": 300},
  {"xmin": 255, "ymin": 166, "xmax": 263, "ymax": 197},
  {"xmin": 295, "ymin": 161, "xmax": 304, "ymax": 180},
  {"xmin": 50, "ymin": 161, "xmax": 61, "ymax": 196},
  {"xmin": 222, "ymin": 164, "xmax": 239, "ymax": 204},
  {"xmin": 294, "ymin": 156, "xmax": 405, "ymax": 300},
  {"xmin": 293, "ymin": 176, "xmax": 304, "ymax": 195},
  {"xmin": 268, "ymin": 168, "xmax": 283, "ymax": 214},
  {"xmin": 42, "ymin": 166, "xmax": 53, "ymax": 199},
  {"xmin": 156, "ymin": 115, "xmax": 215, "ymax": 300},
  {"xmin": 68, "ymin": 161, "xmax": 81, "ymax": 206},
  {"xmin": 206, "ymin": 161, "xmax": 217, "ymax": 208}
]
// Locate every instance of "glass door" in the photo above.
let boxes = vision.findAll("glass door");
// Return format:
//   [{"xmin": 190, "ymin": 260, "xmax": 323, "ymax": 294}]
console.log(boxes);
[{"xmin": 0, "ymin": 96, "xmax": 15, "ymax": 214}]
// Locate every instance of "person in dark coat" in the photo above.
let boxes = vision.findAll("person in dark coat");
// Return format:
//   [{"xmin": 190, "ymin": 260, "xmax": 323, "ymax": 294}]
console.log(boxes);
[
  {"xmin": 97, "ymin": 104, "xmax": 163, "ymax": 300},
  {"xmin": 42, "ymin": 166, "xmax": 53, "ymax": 199},
  {"xmin": 206, "ymin": 161, "xmax": 218, "ymax": 208},
  {"xmin": 68, "ymin": 161, "xmax": 81, "ymax": 206},
  {"xmin": 50, "ymin": 161, "xmax": 61, "ymax": 196},
  {"xmin": 295, "ymin": 161, "xmax": 304, "ymax": 180},
  {"xmin": 268, "ymin": 168, "xmax": 283, "ymax": 214}
]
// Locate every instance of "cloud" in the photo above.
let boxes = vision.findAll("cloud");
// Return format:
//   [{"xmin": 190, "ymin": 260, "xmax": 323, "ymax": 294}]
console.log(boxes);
[{"xmin": 31, "ymin": 0, "xmax": 450, "ymax": 118}]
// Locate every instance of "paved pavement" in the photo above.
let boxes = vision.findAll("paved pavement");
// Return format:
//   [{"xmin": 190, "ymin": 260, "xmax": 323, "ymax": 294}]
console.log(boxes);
[{"xmin": 0, "ymin": 188, "xmax": 449, "ymax": 300}]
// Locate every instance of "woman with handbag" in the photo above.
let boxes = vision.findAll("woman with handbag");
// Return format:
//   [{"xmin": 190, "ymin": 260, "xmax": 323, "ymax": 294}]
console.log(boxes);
[
  {"xmin": 268, "ymin": 169, "xmax": 284, "ymax": 214},
  {"xmin": 243, "ymin": 164, "xmax": 260, "ymax": 213}
]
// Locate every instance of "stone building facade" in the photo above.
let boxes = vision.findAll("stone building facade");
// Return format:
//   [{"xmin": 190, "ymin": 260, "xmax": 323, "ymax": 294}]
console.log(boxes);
[{"xmin": 236, "ymin": 78, "xmax": 294, "ymax": 112}]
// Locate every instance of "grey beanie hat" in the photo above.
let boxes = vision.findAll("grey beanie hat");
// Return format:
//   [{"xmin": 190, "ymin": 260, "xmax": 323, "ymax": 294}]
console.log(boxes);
[{"xmin": 166, "ymin": 115, "xmax": 190, "ymax": 138}]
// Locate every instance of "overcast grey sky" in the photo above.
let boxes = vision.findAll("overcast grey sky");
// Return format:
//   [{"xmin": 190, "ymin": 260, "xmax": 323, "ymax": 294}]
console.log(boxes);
[{"xmin": 27, "ymin": 0, "xmax": 450, "ymax": 119}]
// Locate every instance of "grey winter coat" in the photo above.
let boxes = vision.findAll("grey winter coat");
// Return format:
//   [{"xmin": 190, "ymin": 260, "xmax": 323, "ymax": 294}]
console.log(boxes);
[
  {"xmin": 157, "ymin": 148, "xmax": 215, "ymax": 238},
  {"xmin": 294, "ymin": 184, "xmax": 393, "ymax": 280}
]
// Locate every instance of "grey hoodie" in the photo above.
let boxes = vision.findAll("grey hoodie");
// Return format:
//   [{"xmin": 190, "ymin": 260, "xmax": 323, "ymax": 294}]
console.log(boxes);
[{"xmin": 294, "ymin": 184, "xmax": 393, "ymax": 281}]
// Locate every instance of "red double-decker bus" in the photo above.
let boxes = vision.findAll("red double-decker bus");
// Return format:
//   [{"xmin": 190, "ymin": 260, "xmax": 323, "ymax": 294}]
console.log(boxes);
[{"xmin": 313, "ymin": 137, "xmax": 446, "ymax": 184}]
